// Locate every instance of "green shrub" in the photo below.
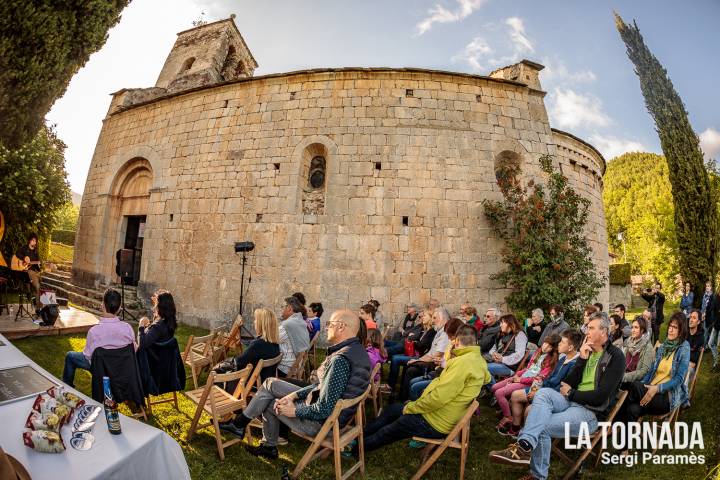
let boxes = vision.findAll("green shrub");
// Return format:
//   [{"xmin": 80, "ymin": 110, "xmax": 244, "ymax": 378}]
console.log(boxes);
[
  {"xmin": 52, "ymin": 229, "xmax": 76, "ymax": 246},
  {"xmin": 609, "ymin": 263, "xmax": 631, "ymax": 285}
]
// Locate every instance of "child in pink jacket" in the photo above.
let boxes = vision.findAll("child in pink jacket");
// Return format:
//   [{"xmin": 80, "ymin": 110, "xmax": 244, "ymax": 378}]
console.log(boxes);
[{"xmin": 366, "ymin": 328, "xmax": 388, "ymax": 382}]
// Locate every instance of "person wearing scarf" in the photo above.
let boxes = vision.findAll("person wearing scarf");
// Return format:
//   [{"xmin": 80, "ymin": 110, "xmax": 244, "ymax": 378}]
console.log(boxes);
[
  {"xmin": 621, "ymin": 317, "xmax": 655, "ymax": 383},
  {"xmin": 538, "ymin": 305, "xmax": 569, "ymax": 345},
  {"xmin": 616, "ymin": 312, "xmax": 691, "ymax": 451}
]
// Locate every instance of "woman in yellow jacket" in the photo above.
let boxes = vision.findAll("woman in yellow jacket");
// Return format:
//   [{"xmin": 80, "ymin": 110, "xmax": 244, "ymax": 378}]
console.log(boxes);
[{"xmin": 352, "ymin": 325, "xmax": 490, "ymax": 454}]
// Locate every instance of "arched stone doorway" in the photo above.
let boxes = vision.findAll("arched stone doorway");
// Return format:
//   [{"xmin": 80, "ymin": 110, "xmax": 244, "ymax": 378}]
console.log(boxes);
[{"xmin": 108, "ymin": 158, "xmax": 152, "ymax": 286}]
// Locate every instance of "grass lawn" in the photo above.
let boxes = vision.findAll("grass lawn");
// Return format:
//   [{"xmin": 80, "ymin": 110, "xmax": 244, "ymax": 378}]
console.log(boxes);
[
  {"xmin": 10, "ymin": 304, "xmax": 720, "ymax": 479},
  {"xmin": 48, "ymin": 242, "xmax": 74, "ymax": 264}
]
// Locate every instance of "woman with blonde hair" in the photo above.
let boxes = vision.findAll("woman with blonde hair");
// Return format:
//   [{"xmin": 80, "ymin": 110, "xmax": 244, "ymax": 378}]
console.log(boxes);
[{"xmin": 227, "ymin": 307, "xmax": 281, "ymax": 382}]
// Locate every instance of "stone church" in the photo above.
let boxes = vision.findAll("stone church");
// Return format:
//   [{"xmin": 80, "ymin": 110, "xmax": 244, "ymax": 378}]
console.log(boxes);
[{"xmin": 73, "ymin": 17, "xmax": 608, "ymax": 328}]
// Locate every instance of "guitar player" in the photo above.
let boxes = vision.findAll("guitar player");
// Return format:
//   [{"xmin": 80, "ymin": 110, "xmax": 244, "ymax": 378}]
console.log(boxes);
[{"xmin": 15, "ymin": 233, "xmax": 42, "ymax": 310}]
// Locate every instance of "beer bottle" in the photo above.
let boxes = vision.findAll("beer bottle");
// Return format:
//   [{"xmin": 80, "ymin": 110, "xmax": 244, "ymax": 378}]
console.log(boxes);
[{"xmin": 102, "ymin": 376, "xmax": 122, "ymax": 435}]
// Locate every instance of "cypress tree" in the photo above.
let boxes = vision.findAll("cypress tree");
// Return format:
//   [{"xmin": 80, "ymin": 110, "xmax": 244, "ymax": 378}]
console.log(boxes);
[
  {"xmin": 615, "ymin": 13, "xmax": 718, "ymax": 300},
  {"xmin": 0, "ymin": 1, "xmax": 130, "ymax": 149}
]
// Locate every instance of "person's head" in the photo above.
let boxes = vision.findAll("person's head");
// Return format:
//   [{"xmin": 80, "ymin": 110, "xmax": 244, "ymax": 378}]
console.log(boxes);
[
  {"xmin": 689, "ymin": 309, "xmax": 701, "ymax": 330},
  {"xmin": 421, "ymin": 310, "xmax": 434, "ymax": 329},
  {"xmin": 152, "ymin": 289, "xmax": 177, "ymax": 332},
  {"xmin": 706, "ymin": 281, "xmax": 713, "ymax": 293},
  {"xmin": 407, "ymin": 303, "xmax": 419, "ymax": 317},
  {"xmin": 368, "ymin": 299, "xmax": 380, "ymax": 310},
  {"xmin": 254, "ymin": 308, "xmax": 280, "ymax": 343},
  {"xmin": 27, "ymin": 233, "xmax": 38, "ymax": 249},
  {"xmin": 454, "ymin": 325, "xmax": 478, "ymax": 348},
  {"xmin": 308, "ymin": 302, "xmax": 324, "ymax": 318},
  {"xmin": 531, "ymin": 308, "xmax": 544, "ymax": 324},
  {"xmin": 499, "ymin": 314, "xmax": 521, "ymax": 335},
  {"xmin": 103, "ymin": 288, "xmax": 122, "ymax": 315},
  {"xmin": 642, "ymin": 309, "xmax": 653, "ymax": 321},
  {"xmin": 485, "ymin": 307, "xmax": 500, "ymax": 326},
  {"xmin": 550, "ymin": 305, "xmax": 564, "ymax": 319},
  {"xmin": 459, "ymin": 303, "xmax": 471, "ymax": 316},
  {"xmin": 631, "ymin": 317, "xmax": 648, "ymax": 339},
  {"xmin": 560, "ymin": 329, "xmax": 584, "ymax": 355},
  {"xmin": 292, "ymin": 292, "xmax": 306, "ymax": 306},
  {"xmin": 654, "ymin": 282, "xmax": 662, "ymax": 292},
  {"xmin": 464, "ymin": 306, "xmax": 477, "ymax": 319},
  {"xmin": 359, "ymin": 303, "xmax": 376, "ymax": 321},
  {"xmin": 583, "ymin": 305, "xmax": 598, "ymax": 324},
  {"xmin": 432, "ymin": 307, "xmax": 450, "ymax": 329},
  {"xmin": 593, "ymin": 302, "xmax": 604, "ymax": 312},
  {"xmin": 613, "ymin": 304, "xmax": 626, "ymax": 319},
  {"xmin": 586, "ymin": 312, "xmax": 609, "ymax": 350},
  {"xmin": 326, "ymin": 309, "xmax": 360, "ymax": 345},
  {"xmin": 282, "ymin": 296, "xmax": 303, "ymax": 319},
  {"xmin": 367, "ymin": 328, "xmax": 382, "ymax": 348},
  {"xmin": 541, "ymin": 333, "xmax": 561, "ymax": 354},
  {"xmin": 684, "ymin": 282, "xmax": 691, "ymax": 293},
  {"xmin": 445, "ymin": 317, "xmax": 464, "ymax": 341},
  {"xmin": 666, "ymin": 312, "xmax": 688, "ymax": 343},
  {"xmin": 609, "ymin": 314, "xmax": 621, "ymax": 331},
  {"xmin": 427, "ymin": 298, "xmax": 440, "ymax": 312}
]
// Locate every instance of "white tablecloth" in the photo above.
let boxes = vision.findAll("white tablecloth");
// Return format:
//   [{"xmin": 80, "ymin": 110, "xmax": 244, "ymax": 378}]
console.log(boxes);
[{"xmin": 0, "ymin": 334, "xmax": 190, "ymax": 480}]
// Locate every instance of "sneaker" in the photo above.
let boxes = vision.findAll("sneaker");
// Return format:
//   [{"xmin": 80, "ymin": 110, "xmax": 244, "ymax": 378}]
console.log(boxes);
[
  {"xmin": 246, "ymin": 442, "xmax": 279, "ymax": 459},
  {"xmin": 489, "ymin": 442, "xmax": 531, "ymax": 466},
  {"xmin": 218, "ymin": 421, "xmax": 246, "ymax": 439},
  {"xmin": 276, "ymin": 436, "xmax": 289, "ymax": 446},
  {"xmin": 408, "ymin": 439, "xmax": 426, "ymax": 449},
  {"xmin": 379, "ymin": 384, "xmax": 392, "ymax": 394},
  {"xmin": 341, "ymin": 440, "xmax": 358, "ymax": 459}
]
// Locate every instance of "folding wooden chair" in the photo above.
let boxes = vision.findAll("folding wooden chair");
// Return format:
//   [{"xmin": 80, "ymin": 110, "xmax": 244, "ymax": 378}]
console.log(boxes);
[
  {"xmin": 365, "ymin": 363, "xmax": 383, "ymax": 419},
  {"xmin": 185, "ymin": 365, "xmax": 253, "ymax": 460},
  {"xmin": 146, "ymin": 391, "xmax": 179, "ymax": 416},
  {"xmin": 288, "ymin": 350, "xmax": 309, "ymax": 381},
  {"xmin": 409, "ymin": 399, "xmax": 478, "ymax": 480},
  {"xmin": 291, "ymin": 385, "xmax": 372, "ymax": 480},
  {"xmin": 688, "ymin": 347, "xmax": 703, "ymax": 404},
  {"xmin": 306, "ymin": 333, "xmax": 321, "ymax": 377},
  {"xmin": 211, "ymin": 315, "xmax": 245, "ymax": 362},
  {"xmin": 551, "ymin": 390, "xmax": 628, "ymax": 479},
  {"xmin": 243, "ymin": 354, "xmax": 284, "ymax": 400},
  {"xmin": 181, "ymin": 332, "xmax": 217, "ymax": 389}
]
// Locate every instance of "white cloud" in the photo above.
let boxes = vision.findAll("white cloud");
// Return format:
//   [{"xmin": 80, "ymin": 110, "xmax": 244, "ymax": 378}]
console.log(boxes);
[
  {"xmin": 541, "ymin": 57, "xmax": 596, "ymax": 86},
  {"xmin": 700, "ymin": 127, "xmax": 720, "ymax": 160},
  {"xmin": 588, "ymin": 134, "xmax": 646, "ymax": 160},
  {"xmin": 451, "ymin": 36, "xmax": 493, "ymax": 71},
  {"xmin": 505, "ymin": 17, "xmax": 533, "ymax": 53},
  {"xmin": 549, "ymin": 88, "xmax": 611, "ymax": 129},
  {"xmin": 416, "ymin": 0, "xmax": 486, "ymax": 36}
]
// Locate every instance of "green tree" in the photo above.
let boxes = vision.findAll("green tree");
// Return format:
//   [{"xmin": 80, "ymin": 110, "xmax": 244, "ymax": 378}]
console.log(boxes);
[
  {"xmin": 54, "ymin": 201, "xmax": 80, "ymax": 231},
  {"xmin": 483, "ymin": 155, "xmax": 604, "ymax": 324},
  {"xmin": 0, "ymin": 126, "xmax": 70, "ymax": 260},
  {"xmin": 0, "ymin": 1, "xmax": 129, "ymax": 149},
  {"xmin": 615, "ymin": 13, "xmax": 719, "ymax": 301},
  {"xmin": 603, "ymin": 152, "xmax": 679, "ymax": 290}
]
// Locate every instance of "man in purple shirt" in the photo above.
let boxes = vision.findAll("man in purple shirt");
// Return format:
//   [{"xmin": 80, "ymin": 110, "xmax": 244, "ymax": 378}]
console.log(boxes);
[{"xmin": 62, "ymin": 288, "xmax": 136, "ymax": 387}]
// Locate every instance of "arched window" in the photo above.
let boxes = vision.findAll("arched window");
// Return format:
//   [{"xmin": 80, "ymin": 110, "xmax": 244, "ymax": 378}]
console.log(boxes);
[
  {"xmin": 179, "ymin": 57, "xmax": 195, "ymax": 74},
  {"xmin": 494, "ymin": 150, "xmax": 522, "ymax": 184},
  {"xmin": 308, "ymin": 156, "xmax": 326, "ymax": 190}
]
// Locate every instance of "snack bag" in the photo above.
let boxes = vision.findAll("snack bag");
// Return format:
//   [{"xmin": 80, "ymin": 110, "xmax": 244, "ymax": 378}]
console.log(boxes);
[
  {"xmin": 25, "ymin": 411, "xmax": 61, "ymax": 432},
  {"xmin": 32, "ymin": 394, "xmax": 72, "ymax": 425},
  {"xmin": 47, "ymin": 386, "xmax": 86, "ymax": 409},
  {"xmin": 22, "ymin": 430, "xmax": 66, "ymax": 453}
]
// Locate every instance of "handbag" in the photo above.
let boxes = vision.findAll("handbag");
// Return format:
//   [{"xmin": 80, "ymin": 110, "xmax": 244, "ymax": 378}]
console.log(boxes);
[{"xmin": 404, "ymin": 339, "xmax": 416, "ymax": 357}]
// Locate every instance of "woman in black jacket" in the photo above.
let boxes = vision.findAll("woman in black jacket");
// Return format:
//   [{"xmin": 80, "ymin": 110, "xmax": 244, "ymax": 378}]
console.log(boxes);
[
  {"xmin": 138, "ymin": 290, "xmax": 177, "ymax": 350},
  {"xmin": 230, "ymin": 308, "xmax": 281, "ymax": 382}
]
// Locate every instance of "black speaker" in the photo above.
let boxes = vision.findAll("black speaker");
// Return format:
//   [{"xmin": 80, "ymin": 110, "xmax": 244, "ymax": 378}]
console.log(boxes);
[
  {"xmin": 39, "ymin": 304, "xmax": 59, "ymax": 327},
  {"xmin": 116, "ymin": 249, "xmax": 135, "ymax": 278}
]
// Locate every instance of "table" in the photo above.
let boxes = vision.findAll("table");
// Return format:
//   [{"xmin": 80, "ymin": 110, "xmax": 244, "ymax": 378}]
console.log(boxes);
[{"xmin": 0, "ymin": 334, "xmax": 191, "ymax": 479}]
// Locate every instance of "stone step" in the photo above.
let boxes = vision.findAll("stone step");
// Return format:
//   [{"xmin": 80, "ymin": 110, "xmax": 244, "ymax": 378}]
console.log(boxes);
[
  {"xmin": 41, "ymin": 282, "xmax": 146, "ymax": 320},
  {"xmin": 41, "ymin": 277, "xmax": 144, "ymax": 311},
  {"xmin": 41, "ymin": 275, "xmax": 103, "ymax": 301},
  {"xmin": 55, "ymin": 263, "xmax": 72, "ymax": 273}
]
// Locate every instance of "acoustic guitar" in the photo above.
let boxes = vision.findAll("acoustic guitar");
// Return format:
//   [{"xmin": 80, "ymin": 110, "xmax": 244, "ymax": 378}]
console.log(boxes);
[{"xmin": 10, "ymin": 255, "xmax": 43, "ymax": 272}]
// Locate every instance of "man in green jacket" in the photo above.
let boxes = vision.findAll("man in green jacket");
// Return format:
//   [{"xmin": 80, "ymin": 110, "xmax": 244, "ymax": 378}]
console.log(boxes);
[{"xmin": 355, "ymin": 325, "xmax": 489, "ymax": 453}]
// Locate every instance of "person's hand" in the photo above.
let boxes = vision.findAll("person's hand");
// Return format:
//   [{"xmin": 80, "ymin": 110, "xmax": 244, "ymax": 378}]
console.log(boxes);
[
  {"xmin": 533, "ymin": 325, "xmax": 541, "ymax": 332},
  {"xmin": 559, "ymin": 382, "xmax": 572, "ymax": 397},
  {"xmin": 512, "ymin": 375, "xmax": 520, "ymax": 382},
  {"xmin": 276, "ymin": 392, "xmax": 296, "ymax": 407},
  {"xmin": 139, "ymin": 317, "xmax": 150, "ymax": 328},
  {"xmin": 433, "ymin": 356, "xmax": 442, "ymax": 365},
  {"xmin": 527, "ymin": 390, "xmax": 536, "ymax": 401},
  {"xmin": 640, "ymin": 385, "xmax": 658, "ymax": 406},
  {"xmin": 275, "ymin": 399, "xmax": 297, "ymax": 418},
  {"xmin": 579, "ymin": 336, "xmax": 593, "ymax": 360},
  {"xmin": 492, "ymin": 352, "xmax": 502, "ymax": 362}
]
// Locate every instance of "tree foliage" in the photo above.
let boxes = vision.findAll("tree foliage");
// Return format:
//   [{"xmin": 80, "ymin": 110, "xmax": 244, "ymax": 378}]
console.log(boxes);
[
  {"xmin": 0, "ymin": 126, "xmax": 70, "ymax": 260},
  {"xmin": 603, "ymin": 152, "xmax": 679, "ymax": 289},
  {"xmin": 54, "ymin": 201, "xmax": 80, "ymax": 231},
  {"xmin": 615, "ymin": 13, "xmax": 719, "ymax": 300},
  {"xmin": 483, "ymin": 155, "xmax": 604, "ymax": 324},
  {"xmin": 0, "ymin": 1, "xmax": 129, "ymax": 148}
]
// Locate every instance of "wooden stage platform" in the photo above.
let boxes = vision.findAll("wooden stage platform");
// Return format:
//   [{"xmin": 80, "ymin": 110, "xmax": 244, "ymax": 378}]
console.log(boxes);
[{"xmin": 0, "ymin": 305, "xmax": 99, "ymax": 339}]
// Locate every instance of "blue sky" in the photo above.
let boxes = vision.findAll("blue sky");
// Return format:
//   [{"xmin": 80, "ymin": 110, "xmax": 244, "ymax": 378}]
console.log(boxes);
[{"xmin": 47, "ymin": 0, "xmax": 720, "ymax": 193}]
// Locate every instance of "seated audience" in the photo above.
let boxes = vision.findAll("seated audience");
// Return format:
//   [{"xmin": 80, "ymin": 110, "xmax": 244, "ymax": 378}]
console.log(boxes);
[
  {"xmin": 228, "ymin": 308, "xmax": 281, "ymax": 383},
  {"xmin": 62, "ymin": 288, "xmax": 136, "ymax": 388},
  {"xmin": 366, "ymin": 328, "xmax": 387, "ymax": 382},
  {"xmin": 464, "ymin": 305, "xmax": 482, "ymax": 331},
  {"xmin": 359, "ymin": 303, "xmax": 378, "ymax": 330},
  {"xmin": 219, "ymin": 309, "xmax": 371, "ymax": 459},
  {"xmin": 613, "ymin": 303, "xmax": 631, "ymax": 339},
  {"xmin": 502, "ymin": 330, "xmax": 583, "ymax": 437},
  {"xmin": 621, "ymin": 317, "xmax": 654, "ymax": 383},
  {"xmin": 407, "ymin": 317, "xmax": 465, "ymax": 400},
  {"xmin": 489, "ymin": 313, "xmax": 625, "ymax": 480},
  {"xmin": 524, "ymin": 308, "xmax": 546, "ymax": 347},
  {"xmin": 292, "ymin": 292, "xmax": 308, "ymax": 318},
  {"xmin": 687, "ymin": 309, "xmax": 704, "ymax": 382},
  {"xmin": 616, "ymin": 312, "xmax": 690, "ymax": 450},
  {"xmin": 400, "ymin": 303, "xmax": 420, "ymax": 334},
  {"xmin": 484, "ymin": 314, "xmax": 528, "ymax": 386},
  {"xmin": 307, "ymin": 302, "xmax": 323, "ymax": 339},
  {"xmin": 395, "ymin": 308, "xmax": 452, "ymax": 400},
  {"xmin": 493, "ymin": 334, "xmax": 561, "ymax": 432},
  {"xmin": 385, "ymin": 310, "xmax": 436, "ymax": 393},
  {"xmin": 609, "ymin": 314, "xmax": 624, "ymax": 348},
  {"xmin": 478, "ymin": 308, "xmax": 502, "ymax": 354},
  {"xmin": 368, "ymin": 299, "xmax": 384, "ymax": 330},
  {"xmin": 538, "ymin": 305, "xmax": 569, "ymax": 344},
  {"xmin": 354, "ymin": 325, "xmax": 488, "ymax": 453},
  {"xmin": 137, "ymin": 289, "xmax": 177, "ymax": 351},
  {"xmin": 385, "ymin": 304, "xmax": 422, "ymax": 355},
  {"xmin": 580, "ymin": 304, "xmax": 599, "ymax": 334},
  {"xmin": 278, "ymin": 296, "xmax": 311, "ymax": 377}
]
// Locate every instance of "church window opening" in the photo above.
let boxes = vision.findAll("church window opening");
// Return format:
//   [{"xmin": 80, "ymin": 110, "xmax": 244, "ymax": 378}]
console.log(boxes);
[{"xmin": 308, "ymin": 156, "xmax": 326, "ymax": 190}]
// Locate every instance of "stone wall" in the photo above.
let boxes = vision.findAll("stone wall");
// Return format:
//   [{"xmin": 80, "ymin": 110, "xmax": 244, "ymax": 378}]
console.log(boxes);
[{"xmin": 74, "ymin": 67, "xmax": 609, "ymax": 328}]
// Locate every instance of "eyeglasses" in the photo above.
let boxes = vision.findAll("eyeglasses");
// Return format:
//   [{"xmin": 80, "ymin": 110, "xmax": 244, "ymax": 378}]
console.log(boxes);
[
  {"xmin": 485, "ymin": 314, "xmax": 492, "ymax": 318},
  {"xmin": 327, "ymin": 321, "xmax": 345, "ymax": 329}
]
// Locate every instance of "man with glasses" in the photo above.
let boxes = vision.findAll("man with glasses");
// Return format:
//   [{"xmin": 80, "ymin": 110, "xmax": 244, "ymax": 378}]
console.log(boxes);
[
  {"xmin": 613, "ymin": 304, "xmax": 631, "ymax": 339},
  {"xmin": 479, "ymin": 308, "xmax": 502, "ymax": 354},
  {"xmin": 220, "ymin": 309, "xmax": 371, "ymax": 459}
]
